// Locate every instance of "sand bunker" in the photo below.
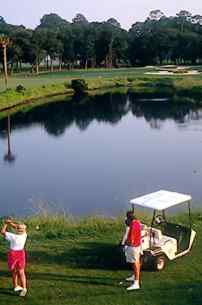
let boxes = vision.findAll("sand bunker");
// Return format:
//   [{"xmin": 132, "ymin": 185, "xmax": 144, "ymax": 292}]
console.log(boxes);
[{"xmin": 145, "ymin": 70, "xmax": 200, "ymax": 75}]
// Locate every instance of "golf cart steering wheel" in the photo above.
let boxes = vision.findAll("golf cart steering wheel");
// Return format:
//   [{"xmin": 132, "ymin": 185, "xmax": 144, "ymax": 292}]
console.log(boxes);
[{"xmin": 155, "ymin": 215, "xmax": 165, "ymax": 224}]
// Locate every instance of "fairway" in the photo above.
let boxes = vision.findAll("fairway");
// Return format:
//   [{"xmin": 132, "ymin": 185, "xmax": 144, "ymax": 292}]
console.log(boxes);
[
  {"xmin": 0, "ymin": 68, "xmax": 149, "ymax": 92},
  {"xmin": 1, "ymin": 66, "xmax": 202, "ymax": 93},
  {"xmin": 0, "ymin": 215, "xmax": 201, "ymax": 305}
]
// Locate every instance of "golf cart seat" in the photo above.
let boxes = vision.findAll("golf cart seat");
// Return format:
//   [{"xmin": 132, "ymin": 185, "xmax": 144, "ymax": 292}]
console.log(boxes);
[
  {"xmin": 141, "ymin": 228, "xmax": 168, "ymax": 249},
  {"xmin": 143, "ymin": 227, "xmax": 178, "ymax": 258},
  {"xmin": 149, "ymin": 228, "xmax": 176, "ymax": 247},
  {"xmin": 161, "ymin": 222, "xmax": 192, "ymax": 253},
  {"xmin": 141, "ymin": 227, "xmax": 162, "ymax": 247}
]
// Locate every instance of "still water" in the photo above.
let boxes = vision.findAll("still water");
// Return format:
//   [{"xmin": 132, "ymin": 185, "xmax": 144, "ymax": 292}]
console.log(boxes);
[{"xmin": 1, "ymin": 91, "xmax": 202, "ymax": 217}]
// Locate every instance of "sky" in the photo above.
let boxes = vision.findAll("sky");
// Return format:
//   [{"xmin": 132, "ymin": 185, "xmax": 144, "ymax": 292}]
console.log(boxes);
[{"xmin": 1, "ymin": 0, "xmax": 202, "ymax": 29}]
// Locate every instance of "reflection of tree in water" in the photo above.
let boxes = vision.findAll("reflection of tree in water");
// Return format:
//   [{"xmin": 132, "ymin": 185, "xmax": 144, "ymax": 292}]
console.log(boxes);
[
  {"xmin": 0, "ymin": 92, "xmax": 130, "ymax": 137},
  {"xmin": 0, "ymin": 92, "xmax": 202, "ymax": 138},
  {"xmin": 3, "ymin": 115, "xmax": 16, "ymax": 164},
  {"xmin": 44, "ymin": 92, "xmax": 130, "ymax": 134},
  {"xmin": 69, "ymin": 92, "xmax": 130, "ymax": 130},
  {"xmin": 129, "ymin": 92, "xmax": 202, "ymax": 129},
  {"xmin": 189, "ymin": 109, "xmax": 202, "ymax": 121}
]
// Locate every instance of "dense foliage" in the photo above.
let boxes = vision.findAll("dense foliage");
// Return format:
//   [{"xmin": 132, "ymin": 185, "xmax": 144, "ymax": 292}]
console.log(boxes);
[{"xmin": 1, "ymin": 10, "xmax": 202, "ymax": 72}]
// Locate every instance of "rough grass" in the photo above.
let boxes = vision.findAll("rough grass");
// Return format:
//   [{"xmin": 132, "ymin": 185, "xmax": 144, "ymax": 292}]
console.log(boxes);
[
  {"xmin": 1, "ymin": 67, "xmax": 202, "ymax": 111},
  {"xmin": 0, "ymin": 212, "xmax": 202, "ymax": 305},
  {"xmin": 0, "ymin": 67, "xmax": 150, "ymax": 92},
  {"xmin": 0, "ymin": 83, "xmax": 73, "ymax": 111}
]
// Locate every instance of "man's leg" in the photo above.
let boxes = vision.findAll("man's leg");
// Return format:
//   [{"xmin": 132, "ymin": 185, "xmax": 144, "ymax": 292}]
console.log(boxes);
[
  {"xmin": 133, "ymin": 257, "xmax": 140, "ymax": 284},
  {"xmin": 125, "ymin": 263, "xmax": 135, "ymax": 281},
  {"xmin": 127, "ymin": 251, "xmax": 141, "ymax": 290}
]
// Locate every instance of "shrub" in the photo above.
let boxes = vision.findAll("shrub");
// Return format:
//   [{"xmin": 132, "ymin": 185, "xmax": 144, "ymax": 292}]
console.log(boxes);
[
  {"xmin": 16, "ymin": 84, "xmax": 26, "ymax": 93},
  {"xmin": 71, "ymin": 79, "xmax": 88, "ymax": 94},
  {"xmin": 127, "ymin": 77, "xmax": 136, "ymax": 82}
]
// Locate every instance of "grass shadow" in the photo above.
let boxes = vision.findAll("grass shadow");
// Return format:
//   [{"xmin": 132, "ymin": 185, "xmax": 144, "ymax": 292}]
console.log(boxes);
[
  {"xmin": 29, "ymin": 242, "xmax": 127, "ymax": 270},
  {"xmin": 0, "ymin": 287, "xmax": 16, "ymax": 297},
  {"xmin": 29, "ymin": 272, "xmax": 118, "ymax": 287}
]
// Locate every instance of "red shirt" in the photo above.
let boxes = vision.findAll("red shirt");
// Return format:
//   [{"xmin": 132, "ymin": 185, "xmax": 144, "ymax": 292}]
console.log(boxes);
[{"xmin": 127, "ymin": 219, "xmax": 141, "ymax": 247}]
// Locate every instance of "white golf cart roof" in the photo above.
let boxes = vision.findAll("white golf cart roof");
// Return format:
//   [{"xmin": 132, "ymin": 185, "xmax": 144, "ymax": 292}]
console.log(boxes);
[{"xmin": 130, "ymin": 190, "xmax": 192, "ymax": 211}]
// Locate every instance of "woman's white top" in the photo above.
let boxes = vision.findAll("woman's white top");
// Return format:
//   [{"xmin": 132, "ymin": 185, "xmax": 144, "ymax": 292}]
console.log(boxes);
[{"xmin": 5, "ymin": 232, "xmax": 27, "ymax": 250}]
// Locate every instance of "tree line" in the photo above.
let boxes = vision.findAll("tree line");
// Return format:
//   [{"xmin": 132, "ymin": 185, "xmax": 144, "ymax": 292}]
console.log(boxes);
[{"xmin": 1, "ymin": 10, "xmax": 202, "ymax": 73}]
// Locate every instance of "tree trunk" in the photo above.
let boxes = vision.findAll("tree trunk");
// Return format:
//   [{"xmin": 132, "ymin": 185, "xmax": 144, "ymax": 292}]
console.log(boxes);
[
  {"xmin": 105, "ymin": 55, "xmax": 108, "ymax": 68},
  {"xmin": 16, "ymin": 61, "xmax": 19, "ymax": 73},
  {"xmin": 85, "ymin": 59, "xmax": 88, "ymax": 70},
  {"xmin": 108, "ymin": 38, "xmax": 113, "ymax": 69},
  {"xmin": 91, "ymin": 57, "xmax": 95, "ymax": 68},
  {"xmin": 59, "ymin": 57, "xmax": 62, "ymax": 71},
  {"xmin": 46, "ymin": 54, "xmax": 49, "ymax": 71},
  {"xmin": 19, "ymin": 60, "xmax": 22, "ymax": 72},
  {"xmin": 3, "ymin": 45, "xmax": 8, "ymax": 89},
  {"xmin": 10, "ymin": 62, "xmax": 14, "ymax": 75},
  {"xmin": 51, "ymin": 58, "xmax": 54, "ymax": 72},
  {"xmin": 36, "ymin": 62, "xmax": 39, "ymax": 75}
]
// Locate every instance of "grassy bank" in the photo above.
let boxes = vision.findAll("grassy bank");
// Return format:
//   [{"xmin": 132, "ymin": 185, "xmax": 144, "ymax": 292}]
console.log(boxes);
[
  {"xmin": 1, "ymin": 68, "xmax": 202, "ymax": 111},
  {"xmin": 0, "ymin": 212, "xmax": 202, "ymax": 305},
  {"xmin": 0, "ymin": 82, "xmax": 73, "ymax": 111}
]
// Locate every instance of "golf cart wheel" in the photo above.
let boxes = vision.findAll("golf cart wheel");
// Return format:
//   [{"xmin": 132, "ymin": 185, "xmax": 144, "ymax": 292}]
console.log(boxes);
[{"xmin": 154, "ymin": 255, "xmax": 166, "ymax": 271}]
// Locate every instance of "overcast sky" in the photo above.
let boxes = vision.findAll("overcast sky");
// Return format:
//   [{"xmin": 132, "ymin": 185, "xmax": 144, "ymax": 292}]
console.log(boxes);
[{"xmin": 1, "ymin": 0, "xmax": 202, "ymax": 29}]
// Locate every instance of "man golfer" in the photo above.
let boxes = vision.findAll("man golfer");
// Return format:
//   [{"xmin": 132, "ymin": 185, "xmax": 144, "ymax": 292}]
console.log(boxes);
[{"xmin": 121, "ymin": 211, "xmax": 142, "ymax": 290}]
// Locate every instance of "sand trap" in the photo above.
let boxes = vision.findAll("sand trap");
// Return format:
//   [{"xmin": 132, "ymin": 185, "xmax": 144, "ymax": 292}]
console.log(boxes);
[{"xmin": 145, "ymin": 70, "xmax": 200, "ymax": 75}]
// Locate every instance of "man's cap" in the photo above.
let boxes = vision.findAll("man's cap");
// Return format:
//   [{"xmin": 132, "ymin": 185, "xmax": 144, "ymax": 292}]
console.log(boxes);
[{"xmin": 126, "ymin": 211, "xmax": 135, "ymax": 219}]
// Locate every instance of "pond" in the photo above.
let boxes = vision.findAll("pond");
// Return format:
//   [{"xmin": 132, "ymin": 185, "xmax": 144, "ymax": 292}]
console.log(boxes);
[{"xmin": 0, "ymin": 91, "xmax": 202, "ymax": 217}]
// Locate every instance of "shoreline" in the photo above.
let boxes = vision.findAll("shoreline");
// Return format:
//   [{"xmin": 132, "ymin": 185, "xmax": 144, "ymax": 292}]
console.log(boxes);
[{"xmin": 1, "ymin": 75, "xmax": 202, "ymax": 113}]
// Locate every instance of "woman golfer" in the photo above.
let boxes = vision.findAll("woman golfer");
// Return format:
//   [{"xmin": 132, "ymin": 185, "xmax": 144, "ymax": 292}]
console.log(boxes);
[{"xmin": 1, "ymin": 219, "xmax": 28, "ymax": 297}]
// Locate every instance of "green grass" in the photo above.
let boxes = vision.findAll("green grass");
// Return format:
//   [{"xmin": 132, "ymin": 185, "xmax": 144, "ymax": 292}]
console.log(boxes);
[
  {"xmin": 0, "ymin": 68, "xmax": 150, "ymax": 92},
  {"xmin": 0, "ymin": 212, "xmax": 202, "ymax": 305},
  {"xmin": 0, "ymin": 83, "xmax": 73, "ymax": 111},
  {"xmin": 1, "ymin": 67, "xmax": 202, "ymax": 112},
  {"xmin": 1, "ymin": 66, "xmax": 201, "ymax": 92}
]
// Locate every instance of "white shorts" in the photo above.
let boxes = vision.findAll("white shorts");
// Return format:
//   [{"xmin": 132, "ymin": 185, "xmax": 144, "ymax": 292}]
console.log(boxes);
[{"xmin": 125, "ymin": 246, "xmax": 141, "ymax": 263}]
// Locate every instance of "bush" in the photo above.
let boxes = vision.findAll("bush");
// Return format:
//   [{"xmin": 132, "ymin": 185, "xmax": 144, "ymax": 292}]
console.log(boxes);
[
  {"xmin": 71, "ymin": 79, "xmax": 88, "ymax": 94},
  {"xmin": 16, "ymin": 84, "xmax": 26, "ymax": 93},
  {"xmin": 127, "ymin": 77, "xmax": 136, "ymax": 82}
]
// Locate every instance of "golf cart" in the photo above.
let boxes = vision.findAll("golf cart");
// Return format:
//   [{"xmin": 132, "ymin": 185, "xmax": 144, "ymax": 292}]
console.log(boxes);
[{"xmin": 130, "ymin": 190, "xmax": 196, "ymax": 271}]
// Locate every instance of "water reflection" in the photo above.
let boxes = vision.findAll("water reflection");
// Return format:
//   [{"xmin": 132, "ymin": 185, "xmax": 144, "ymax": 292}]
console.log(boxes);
[
  {"xmin": 0, "ymin": 92, "xmax": 202, "ymax": 138},
  {"xmin": 129, "ymin": 93, "xmax": 202, "ymax": 126},
  {"xmin": 3, "ymin": 115, "xmax": 16, "ymax": 164},
  {"xmin": 1, "ymin": 91, "xmax": 202, "ymax": 216}
]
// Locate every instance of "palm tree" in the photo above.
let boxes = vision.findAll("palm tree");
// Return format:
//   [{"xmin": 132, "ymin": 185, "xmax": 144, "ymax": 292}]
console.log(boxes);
[{"xmin": 0, "ymin": 35, "xmax": 10, "ymax": 89}]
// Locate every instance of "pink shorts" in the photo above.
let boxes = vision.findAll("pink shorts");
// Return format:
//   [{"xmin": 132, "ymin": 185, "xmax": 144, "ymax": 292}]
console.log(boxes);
[{"xmin": 8, "ymin": 250, "xmax": 26, "ymax": 271}]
